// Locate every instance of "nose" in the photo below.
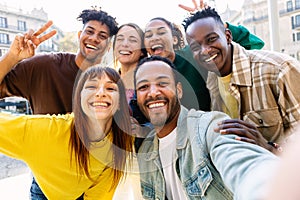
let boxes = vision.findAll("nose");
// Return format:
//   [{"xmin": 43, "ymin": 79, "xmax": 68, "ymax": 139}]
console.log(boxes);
[
  {"xmin": 121, "ymin": 38, "xmax": 129, "ymax": 46},
  {"xmin": 201, "ymin": 45, "xmax": 211, "ymax": 55},
  {"xmin": 90, "ymin": 34, "xmax": 101, "ymax": 43},
  {"xmin": 147, "ymin": 84, "xmax": 160, "ymax": 98},
  {"xmin": 96, "ymin": 86, "xmax": 105, "ymax": 97}
]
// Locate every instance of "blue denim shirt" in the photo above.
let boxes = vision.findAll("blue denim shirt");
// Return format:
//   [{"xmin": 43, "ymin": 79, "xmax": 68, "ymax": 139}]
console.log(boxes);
[{"xmin": 137, "ymin": 106, "xmax": 279, "ymax": 200}]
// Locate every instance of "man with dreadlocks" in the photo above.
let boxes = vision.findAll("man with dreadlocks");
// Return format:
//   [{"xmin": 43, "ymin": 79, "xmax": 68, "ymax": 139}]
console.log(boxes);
[{"xmin": 0, "ymin": 7, "xmax": 118, "ymax": 199}]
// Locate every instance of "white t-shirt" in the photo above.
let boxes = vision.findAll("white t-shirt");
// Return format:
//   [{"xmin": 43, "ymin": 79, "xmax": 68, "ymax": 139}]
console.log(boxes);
[{"xmin": 158, "ymin": 128, "xmax": 188, "ymax": 200}]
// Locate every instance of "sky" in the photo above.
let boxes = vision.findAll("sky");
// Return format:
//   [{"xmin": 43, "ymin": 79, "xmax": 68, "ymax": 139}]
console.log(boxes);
[{"xmin": 2, "ymin": 0, "xmax": 244, "ymax": 32}]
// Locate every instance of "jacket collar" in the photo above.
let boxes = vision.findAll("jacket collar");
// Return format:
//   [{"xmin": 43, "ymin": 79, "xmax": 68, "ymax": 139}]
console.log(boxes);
[{"xmin": 144, "ymin": 106, "xmax": 189, "ymax": 161}]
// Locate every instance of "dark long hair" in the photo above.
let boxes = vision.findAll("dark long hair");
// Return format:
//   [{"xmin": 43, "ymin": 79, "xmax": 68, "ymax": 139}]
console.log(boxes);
[{"xmin": 70, "ymin": 66, "xmax": 133, "ymax": 189}]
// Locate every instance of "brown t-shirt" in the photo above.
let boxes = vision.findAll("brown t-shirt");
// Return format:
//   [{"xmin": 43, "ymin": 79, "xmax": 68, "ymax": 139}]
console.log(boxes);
[{"xmin": 0, "ymin": 52, "xmax": 79, "ymax": 114}]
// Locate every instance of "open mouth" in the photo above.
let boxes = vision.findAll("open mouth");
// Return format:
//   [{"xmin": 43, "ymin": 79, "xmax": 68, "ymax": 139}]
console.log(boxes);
[
  {"xmin": 91, "ymin": 101, "xmax": 111, "ymax": 108},
  {"xmin": 204, "ymin": 53, "xmax": 218, "ymax": 62},
  {"xmin": 86, "ymin": 44, "xmax": 99, "ymax": 50},
  {"xmin": 119, "ymin": 50, "xmax": 131, "ymax": 55},
  {"xmin": 147, "ymin": 102, "xmax": 165, "ymax": 109},
  {"xmin": 151, "ymin": 44, "xmax": 164, "ymax": 55}
]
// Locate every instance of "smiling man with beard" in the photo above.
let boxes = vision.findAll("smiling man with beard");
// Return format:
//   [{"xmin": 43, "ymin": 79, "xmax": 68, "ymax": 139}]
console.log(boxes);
[{"xmin": 134, "ymin": 55, "xmax": 279, "ymax": 200}]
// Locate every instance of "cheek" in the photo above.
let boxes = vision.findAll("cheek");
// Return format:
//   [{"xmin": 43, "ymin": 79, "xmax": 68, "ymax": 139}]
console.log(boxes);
[{"xmin": 136, "ymin": 92, "xmax": 145, "ymax": 106}]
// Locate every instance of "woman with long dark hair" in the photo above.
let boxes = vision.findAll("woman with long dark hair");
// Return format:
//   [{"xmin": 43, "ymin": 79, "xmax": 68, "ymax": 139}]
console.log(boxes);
[{"xmin": 0, "ymin": 66, "xmax": 133, "ymax": 199}]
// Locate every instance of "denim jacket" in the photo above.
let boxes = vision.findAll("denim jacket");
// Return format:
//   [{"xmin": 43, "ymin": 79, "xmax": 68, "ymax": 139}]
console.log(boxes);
[{"xmin": 137, "ymin": 106, "xmax": 278, "ymax": 200}]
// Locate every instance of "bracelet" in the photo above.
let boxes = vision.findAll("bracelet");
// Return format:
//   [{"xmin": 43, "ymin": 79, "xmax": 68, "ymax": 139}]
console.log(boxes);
[{"xmin": 268, "ymin": 141, "xmax": 283, "ymax": 152}]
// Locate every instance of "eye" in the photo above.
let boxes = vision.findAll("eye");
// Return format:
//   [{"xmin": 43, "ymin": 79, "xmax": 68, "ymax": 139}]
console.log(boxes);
[
  {"xmin": 207, "ymin": 36, "xmax": 218, "ymax": 43},
  {"xmin": 190, "ymin": 43, "xmax": 201, "ymax": 53},
  {"xmin": 158, "ymin": 81, "xmax": 169, "ymax": 87},
  {"xmin": 116, "ymin": 37, "xmax": 124, "ymax": 42},
  {"xmin": 99, "ymin": 34, "xmax": 108, "ymax": 40},
  {"xmin": 137, "ymin": 84, "xmax": 149, "ymax": 91},
  {"xmin": 106, "ymin": 86, "xmax": 117, "ymax": 91},
  {"xmin": 129, "ymin": 38, "xmax": 138, "ymax": 43},
  {"xmin": 144, "ymin": 32, "xmax": 152, "ymax": 39},
  {"xmin": 158, "ymin": 31, "xmax": 167, "ymax": 36},
  {"xmin": 105, "ymin": 83, "xmax": 118, "ymax": 91},
  {"xmin": 85, "ymin": 29, "xmax": 94, "ymax": 35},
  {"xmin": 84, "ymin": 84, "xmax": 96, "ymax": 89}
]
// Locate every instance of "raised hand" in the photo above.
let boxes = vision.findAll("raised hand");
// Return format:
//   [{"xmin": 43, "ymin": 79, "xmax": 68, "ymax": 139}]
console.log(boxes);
[
  {"xmin": 178, "ymin": 0, "xmax": 208, "ymax": 13},
  {"xmin": 10, "ymin": 20, "xmax": 57, "ymax": 61},
  {"xmin": 214, "ymin": 119, "xmax": 280, "ymax": 154}
]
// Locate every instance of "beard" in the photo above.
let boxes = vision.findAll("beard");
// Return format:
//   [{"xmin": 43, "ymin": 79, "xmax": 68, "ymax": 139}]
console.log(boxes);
[{"xmin": 141, "ymin": 94, "xmax": 181, "ymax": 128}]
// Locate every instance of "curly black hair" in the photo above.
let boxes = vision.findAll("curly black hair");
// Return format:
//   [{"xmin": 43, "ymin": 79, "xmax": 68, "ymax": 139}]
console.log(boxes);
[
  {"xmin": 77, "ymin": 7, "xmax": 118, "ymax": 36},
  {"xmin": 134, "ymin": 55, "xmax": 180, "ymax": 87},
  {"xmin": 182, "ymin": 7, "xmax": 224, "ymax": 32}
]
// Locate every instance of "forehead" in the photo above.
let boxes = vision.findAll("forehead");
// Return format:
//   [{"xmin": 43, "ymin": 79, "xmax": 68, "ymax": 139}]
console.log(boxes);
[
  {"xmin": 83, "ymin": 20, "xmax": 110, "ymax": 34},
  {"xmin": 145, "ymin": 20, "xmax": 170, "ymax": 31},
  {"xmin": 117, "ymin": 26, "xmax": 140, "ymax": 38},
  {"xmin": 186, "ymin": 17, "xmax": 219, "ymax": 38},
  {"xmin": 86, "ymin": 72, "xmax": 113, "ymax": 82},
  {"xmin": 136, "ymin": 61, "xmax": 173, "ymax": 82}
]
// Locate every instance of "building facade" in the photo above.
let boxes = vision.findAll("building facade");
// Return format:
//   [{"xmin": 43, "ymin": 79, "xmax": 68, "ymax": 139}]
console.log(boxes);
[
  {"xmin": 221, "ymin": 0, "xmax": 300, "ymax": 60},
  {"xmin": 0, "ymin": 3, "xmax": 63, "ymax": 57}
]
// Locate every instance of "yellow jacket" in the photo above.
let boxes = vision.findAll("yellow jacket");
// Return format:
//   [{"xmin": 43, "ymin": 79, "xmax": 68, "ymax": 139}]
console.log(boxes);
[{"xmin": 0, "ymin": 113, "xmax": 115, "ymax": 199}]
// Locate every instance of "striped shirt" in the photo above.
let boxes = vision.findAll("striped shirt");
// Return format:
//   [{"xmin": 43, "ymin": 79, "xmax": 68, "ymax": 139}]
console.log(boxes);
[{"xmin": 207, "ymin": 42, "xmax": 300, "ymax": 143}]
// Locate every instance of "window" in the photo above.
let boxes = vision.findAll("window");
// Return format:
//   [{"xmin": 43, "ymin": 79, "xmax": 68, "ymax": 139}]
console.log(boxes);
[
  {"xmin": 0, "ymin": 17, "xmax": 7, "ymax": 28},
  {"xmin": 287, "ymin": 1, "xmax": 293, "ymax": 11},
  {"xmin": 17, "ymin": 20, "xmax": 26, "ymax": 31},
  {"xmin": 297, "ymin": 32, "xmax": 300, "ymax": 41},
  {"xmin": 296, "ymin": 15, "xmax": 300, "ymax": 27},
  {"xmin": 293, "ymin": 33, "xmax": 296, "ymax": 41},
  {"xmin": 296, "ymin": 0, "xmax": 300, "ymax": 9},
  {"xmin": 0, "ymin": 33, "xmax": 8, "ymax": 44}
]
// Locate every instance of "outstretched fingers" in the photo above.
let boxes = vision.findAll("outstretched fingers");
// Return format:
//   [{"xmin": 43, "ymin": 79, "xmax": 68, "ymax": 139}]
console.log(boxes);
[
  {"xmin": 178, "ymin": 0, "xmax": 205, "ymax": 13},
  {"xmin": 33, "ymin": 20, "xmax": 54, "ymax": 37}
]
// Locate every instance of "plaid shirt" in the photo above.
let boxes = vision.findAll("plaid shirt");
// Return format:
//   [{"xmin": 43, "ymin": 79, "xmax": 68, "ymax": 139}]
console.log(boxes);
[{"xmin": 207, "ymin": 42, "xmax": 300, "ymax": 143}]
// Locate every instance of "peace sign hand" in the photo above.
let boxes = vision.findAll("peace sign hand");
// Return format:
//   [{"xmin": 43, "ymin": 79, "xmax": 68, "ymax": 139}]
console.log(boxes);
[
  {"xmin": 178, "ymin": 0, "xmax": 208, "ymax": 13},
  {"xmin": 10, "ymin": 20, "xmax": 57, "ymax": 62}
]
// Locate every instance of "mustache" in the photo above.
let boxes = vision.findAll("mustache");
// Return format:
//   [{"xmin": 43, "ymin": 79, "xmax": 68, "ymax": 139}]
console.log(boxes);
[{"xmin": 143, "ymin": 96, "xmax": 168, "ymax": 106}]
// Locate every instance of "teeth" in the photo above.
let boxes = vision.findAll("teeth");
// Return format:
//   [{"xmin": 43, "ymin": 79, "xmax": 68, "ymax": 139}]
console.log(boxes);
[
  {"xmin": 119, "ymin": 50, "xmax": 131, "ymax": 55},
  {"xmin": 205, "ymin": 54, "xmax": 217, "ymax": 62},
  {"xmin": 151, "ymin": 44, "xmax": 163, "ymax": 50},
  {"xmin": 86, "ymin": 44, "xmax": 98, "ymax": 50},
  {"xmin": 148, "ymin": 102, "xmax": 164, "ymax": 108},
  {"xmin": 93, "ymin": 102, "xmax": 108, "ymax": 107}
]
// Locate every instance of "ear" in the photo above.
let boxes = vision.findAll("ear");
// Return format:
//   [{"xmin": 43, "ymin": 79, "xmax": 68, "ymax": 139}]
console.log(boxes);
[
  {"xmin": 173, "ymin": 36, "xmax": 178, "ymax": 46},
  {"xmin": 225, "ymin": 28, "xmax": 233, "ymax": 44},
  {"xmin": 176, "ymin": 82, "xmax": 183, "ymax": 99},
  {"xmin": 77, "ymin": 30, "xmax": 82, "ymax": 39}
]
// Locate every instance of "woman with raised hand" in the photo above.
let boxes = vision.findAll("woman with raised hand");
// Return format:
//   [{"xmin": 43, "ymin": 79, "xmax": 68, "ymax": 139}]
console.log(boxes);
[{"xmin": 0, "ymin": 66, "xmax": 133, "ymax": 199}]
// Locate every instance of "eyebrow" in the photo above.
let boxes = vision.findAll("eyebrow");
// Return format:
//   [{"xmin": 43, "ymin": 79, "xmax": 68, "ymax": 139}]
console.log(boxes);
[
  {"xmin": 86, "ymin": 25, "xmax": 109, "ymax": 35},
  {"xmin": 136, "ymin": 75, "xmax": 170, "ymax": 85},
  {"xmin": 86, "ymin": 77, "xmax": 115, "ymax": 84},
  {"xmin": 145, "ymin": 26, "xmax": 167, "ymax": 33}
]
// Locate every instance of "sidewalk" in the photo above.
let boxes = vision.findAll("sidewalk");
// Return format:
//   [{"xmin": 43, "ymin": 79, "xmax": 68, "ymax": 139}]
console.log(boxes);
[
  {"xmin": 0, "ymin": 172, "xmax": 31, "ymax": 199},
  {"xmin": 0, "ymin": 172, "xmax": 144, "ymax": 200}
]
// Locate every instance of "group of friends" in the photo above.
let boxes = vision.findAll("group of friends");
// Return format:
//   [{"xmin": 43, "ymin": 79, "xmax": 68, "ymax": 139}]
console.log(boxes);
[{"xmin": 0, "ymin": 0, "xmax": 300, "ymax": 199}]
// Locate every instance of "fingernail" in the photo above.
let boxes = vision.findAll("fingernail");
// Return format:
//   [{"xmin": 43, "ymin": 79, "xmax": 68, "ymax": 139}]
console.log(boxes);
[
  {"xmin": 235, "ymin": 136, "xmax": 241, "ymax": 141},
  {"xmin": 220, "ymin": 129, "xmax": 226, "ymax": 134}
]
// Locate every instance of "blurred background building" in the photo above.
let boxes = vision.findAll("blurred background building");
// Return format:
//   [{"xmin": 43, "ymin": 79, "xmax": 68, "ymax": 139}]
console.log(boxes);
[
  {"xmin": 0, "ymin": 3, "xmax": 63, "ymax": 57},
  {"xmin": 221, "ymin": 0, "xmax": 300, "ymax": 60}
]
